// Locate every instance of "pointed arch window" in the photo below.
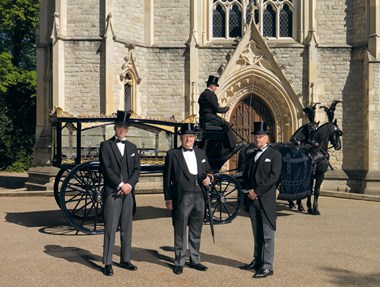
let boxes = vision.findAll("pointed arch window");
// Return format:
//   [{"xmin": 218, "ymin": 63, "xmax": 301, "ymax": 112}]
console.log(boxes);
[
  {"xmin": 279, "ymin": 3, "xmax": 292, "ymax": 37},
  {"xmin": 212, "ymin": 0, "xmax": 243, "ymax": 39},
  {"xmin": 229, "ymin": 4, "xmax": 242, "ymax": 38},
  {"xmin": 263, "ymin": 4, "xmax": 276, "ymax": 37},
  {"xmin": 213, "ymin": 4, "xmax": 226, "ymax": 37},
  {"xmin": 120, "ymin": 50, "xmax": 141, "ymax": 113},
  {"xmin": 124, "ymin": 73, "xmax": 132, "ymax": 111},
  {"xmin": 211, "ymin": 0, "xmax": 295, "ymax": 40}
]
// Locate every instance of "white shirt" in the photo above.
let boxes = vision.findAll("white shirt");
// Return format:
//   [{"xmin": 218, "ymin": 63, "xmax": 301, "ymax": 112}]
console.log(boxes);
[
  {"xmin": 254, "ymin": 145, "xmax": 268, "ymax": 162},
  {"xmin": 182, "ymin": 148, "xmax": 198, "ymax": 175},
  {"xmin": 115, "ymin": 137, "xmax": 126, "ymax": 156}
]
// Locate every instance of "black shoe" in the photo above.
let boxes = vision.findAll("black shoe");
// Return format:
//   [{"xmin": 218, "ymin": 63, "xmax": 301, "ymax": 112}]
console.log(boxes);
[
  {"xmin": 188, "ymin": 262, "xmax": 208, "ymax": 271},
  {"xmin": 253, "ymin": 268, "xmax": 273, "ymax": 278},
  {"xmin": 239, "ymin": 260, "xmax": 261, "ymax": 271},
  {"xmin": 173, "ymin": 265, "xmax": 183, "ymax": 275},
  {"xmin": 120, "ymin": 261, "xmax": 137, "ymax": 271},
  {"xmin": 103, "ymin": 264, "xmax": 113, "ymax": 276}
]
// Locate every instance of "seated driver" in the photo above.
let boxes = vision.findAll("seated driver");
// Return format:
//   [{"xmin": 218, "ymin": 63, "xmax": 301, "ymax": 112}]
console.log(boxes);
[{"xmin": 198, "ymin": 75, "xmax": 238, "ymax": 151}]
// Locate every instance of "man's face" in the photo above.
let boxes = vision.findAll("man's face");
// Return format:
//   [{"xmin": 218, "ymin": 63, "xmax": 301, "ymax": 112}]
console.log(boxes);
[
  {"xmin": 181, "ymin": 134, "xmax": 196, "ymax": 149},
  {"xmin": 114, "ymin": 124, "xmax": 129, "ymax": 139},
  {"xmin": 209, "ymin": 84, "xmax": 217, "ymax": 92},
  {"xmin": 253, "ymin": 134, "xmax": 269, "ymax": 149}
]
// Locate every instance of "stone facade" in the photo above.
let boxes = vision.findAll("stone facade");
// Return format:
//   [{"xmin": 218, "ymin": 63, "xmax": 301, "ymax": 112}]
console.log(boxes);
[{"xmin": 33, "ymin": 0, "xmax": 380, "ymax": 195}]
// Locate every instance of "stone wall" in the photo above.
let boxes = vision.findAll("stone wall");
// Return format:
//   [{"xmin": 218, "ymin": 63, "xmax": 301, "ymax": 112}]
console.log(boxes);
[
  {"xmin": 113, "ymin": 0, "xmax": 145, "ymax": 44},
  {"xmin": 143, "ymin": 48, "xmax": 188, "ymax": 118},
  {"xmin": 315, "ymin": 0, "xmax": 351, "ymax": 45},
  {"xmin": 271, "ymin": 46, "xmax": 307, "ymax": 98},
  {"xmin": 350, "ymin": 0, "xmax": 367, "ymax": 46},
  {"xmin": 317, "ymin": 48, "xmax": 354, "ymax": 169},
  {"xmin": 64, "ymin": 41, "xmax": 102, "ymax": 114},
  {"xmin": 153, "ymin": 0, "xmax": 190, "ymax": 46},
  {"xmin": 67, "ymin": 1, "xmax": 101, "ymax": 37}
]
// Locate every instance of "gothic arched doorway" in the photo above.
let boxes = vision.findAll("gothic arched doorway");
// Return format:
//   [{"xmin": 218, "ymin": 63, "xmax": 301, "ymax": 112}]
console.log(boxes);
[
  {"xmin": 231, "ymin": 93, "xmax": 276, "ymax": 143},
  {"xmin": 228, "ymin": 93, "xmax": 275, "ymax": 170}
]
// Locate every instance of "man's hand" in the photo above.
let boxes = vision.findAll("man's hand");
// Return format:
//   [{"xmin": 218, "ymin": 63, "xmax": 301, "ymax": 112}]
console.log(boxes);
[
  {"xmin": 118, "ymin": 183, "xmax": 132, "ymax": 195},
  {"xmin": 202, "ymin": 176, "xmax": 211, "ymax": 187},
  {"xmin": 165, "ymin": 200, "xmax": 173, "ymax": 210},
  {"xmin": 248, "ymin": 189, "xmax": 258, "ymax": 200}
]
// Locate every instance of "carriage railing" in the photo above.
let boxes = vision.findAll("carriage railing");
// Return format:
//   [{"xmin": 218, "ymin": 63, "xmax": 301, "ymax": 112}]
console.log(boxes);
[{"xmin": 50, "ymin": 109, "xmax": 197, "ymax": 172}]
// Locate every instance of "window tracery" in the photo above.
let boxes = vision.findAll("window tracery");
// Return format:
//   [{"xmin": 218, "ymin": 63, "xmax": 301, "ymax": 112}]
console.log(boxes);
[{"xmin": 211, "ymin": 0, "xmax": 294, "ymax": 40}]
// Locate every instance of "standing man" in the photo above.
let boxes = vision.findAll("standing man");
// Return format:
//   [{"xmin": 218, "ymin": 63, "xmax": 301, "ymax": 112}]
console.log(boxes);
[
  {"xmin": 163, "ymin": 123, "xmax": 213, "ymax": 275},
  {"xmin": 198, "ymin": 75, "xmax": 238, "ymax": 151},
  {"xmin": 99, "ymin": 110, "xmax": 141, "ymax": 276},
  {"xmin": 240, "ymin": 122, "xmax": 282, "ymax": 278}
]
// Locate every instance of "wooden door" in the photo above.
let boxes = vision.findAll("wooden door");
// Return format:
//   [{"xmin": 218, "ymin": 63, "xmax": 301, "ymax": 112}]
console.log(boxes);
[{"xmin": 228, "ymin": 94, "xmax": 275, "ymax": 170}]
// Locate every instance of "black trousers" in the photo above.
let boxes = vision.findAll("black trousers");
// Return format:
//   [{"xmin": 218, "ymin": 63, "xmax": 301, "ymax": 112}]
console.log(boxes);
[{"xmin": 200, "ymin": 115, "xmax": 237, "ymax": 148}]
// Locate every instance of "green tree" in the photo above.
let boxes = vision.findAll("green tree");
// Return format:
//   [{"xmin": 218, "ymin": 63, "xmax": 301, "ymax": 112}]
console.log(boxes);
[{"xmin": 0, "ymin": 0, "xmax": 39, "ymax": 171}]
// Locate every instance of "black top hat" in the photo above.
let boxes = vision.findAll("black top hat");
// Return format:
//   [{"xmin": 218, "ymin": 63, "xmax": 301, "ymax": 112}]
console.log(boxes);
[
  {"xmin": 252, "ymin": 122, "xmax": 269, "ymax": 135},
  {"xmin": 179, "ymin": 123, "xmax": 196, "ymax": 135},
  {"xmin": 115, "ymin": 110, "xmax": 132, "ymax": 126},
  {"xmin": 206, "ymin": 75, "xmax": 219, "ymax": 87}
]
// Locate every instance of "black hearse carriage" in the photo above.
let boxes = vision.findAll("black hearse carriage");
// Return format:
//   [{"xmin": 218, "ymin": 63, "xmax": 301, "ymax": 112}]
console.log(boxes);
[{"xmin": 50, "ymin": 108, "xmax": 244, "ymax": 235}]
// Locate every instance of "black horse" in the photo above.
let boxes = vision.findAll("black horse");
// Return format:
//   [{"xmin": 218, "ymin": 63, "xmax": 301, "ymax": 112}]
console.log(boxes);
[
  {"xmin": 301, "ymin": 119, "xmax": 342, "ymax": 214},
  {"xmin": 238, "ymin": 105, "xmax": 343, "ymax": 215},
  {"xmin": 287, "ymin": 101, "xmax": 343, "ymax": 214}
]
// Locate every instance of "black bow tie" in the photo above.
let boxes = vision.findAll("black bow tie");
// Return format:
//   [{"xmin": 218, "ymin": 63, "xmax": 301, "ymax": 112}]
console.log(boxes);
[
  {"xmin": 182, "ymin": 148, "xmax": 193, "ymax": 152},
  {"xmin": 115, "ymin": 138, "xmax": 126, "ymax": 144}
]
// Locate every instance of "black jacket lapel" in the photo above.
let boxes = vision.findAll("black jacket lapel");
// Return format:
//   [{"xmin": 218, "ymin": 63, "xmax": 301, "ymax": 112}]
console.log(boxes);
[{"xmin": 173, "ymin": 147, "xmax": 192, "ymax": 180}]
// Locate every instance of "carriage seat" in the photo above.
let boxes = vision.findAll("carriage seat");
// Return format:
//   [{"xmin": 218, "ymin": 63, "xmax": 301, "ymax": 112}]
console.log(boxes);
[
  {"xmin": 201, "ymin": 123, "xmax": 224, "ymax": 140},
  {"xmin": 202, "ymin": 123, "xmax": 223, "ymax": 131}
]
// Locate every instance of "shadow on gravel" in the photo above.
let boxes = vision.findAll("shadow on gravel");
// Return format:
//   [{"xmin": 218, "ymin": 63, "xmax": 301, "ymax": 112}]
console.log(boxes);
[
  {"xmin": 5, "ymin": 210, "xmax": 66, "ymax": 228},
  {"xmin": 114, "ymin": 245, "xmax": 248, "ymax": 270},
  {"xmin": 44, "ymin": 245, "xmax": 103, "ymax": 272},
  {"xmin": 5, "ymin": 210, "xmax": 86, "ymax": 236},
  {"xmin": 4, "ymin": 206, "xmax": 171, "ymax": 236},
  {"xmin": 238, "ymin": 201, "xmax": 308, "ymax": 219},
  {"xmin": 134, "ymin": 206, "xmax": 171, "ymax": 220},
  {"xmin": 322, "ymin": 266, "xmax": 380, "ymax": 287},
  {"xmin": 43, "ymin": 244, "xmax": 249, "ymax": 274}
]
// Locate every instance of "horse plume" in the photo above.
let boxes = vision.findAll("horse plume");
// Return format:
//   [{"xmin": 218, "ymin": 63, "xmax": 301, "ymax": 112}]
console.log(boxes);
[
  {"xmin": 301, "ymin": 102, "xmax": 320, "ymax": 123},
  {"xmin": 320, "ymin": 100, "xmax": 342, "ymax": 122}
]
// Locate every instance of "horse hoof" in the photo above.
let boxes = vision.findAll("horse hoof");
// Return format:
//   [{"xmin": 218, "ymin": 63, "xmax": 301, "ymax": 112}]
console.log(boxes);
[
  {"xmin": 314, "ymin": 210, "xmax": 321, "ymax": 215},
  {"xmin": 288, "ymin": 202, "xmax": 296, "ymax": 209},
  {"xmin": 298, "ymin": 206, "xmax": 305, "ymax": 212},
  {"xmin": 307, "ymin": 209, "xmax": 314, "ymax": 214}
]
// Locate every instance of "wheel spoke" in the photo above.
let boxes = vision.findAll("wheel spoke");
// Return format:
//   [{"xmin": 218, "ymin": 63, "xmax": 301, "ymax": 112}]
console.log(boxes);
[
  {"xmin": 207, "ymin": 174, "xmax": 242, "ymax": 224},
  {"xmin": 60, "ymin": 161, "xmax": 104, "ymax": 235}
]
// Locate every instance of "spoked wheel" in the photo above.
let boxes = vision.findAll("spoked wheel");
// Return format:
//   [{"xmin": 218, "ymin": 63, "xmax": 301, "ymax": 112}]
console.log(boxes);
[
  {"xmin": 53, "ymin": 167, "xmax": 71, "ymax": 208},
  {"xmin": 60, "ymin": 161, "xmax": 104, "ymax": 235},
  {"xmin": 208, "ymin": 173, "xmax": 243, "ymax": 224}
]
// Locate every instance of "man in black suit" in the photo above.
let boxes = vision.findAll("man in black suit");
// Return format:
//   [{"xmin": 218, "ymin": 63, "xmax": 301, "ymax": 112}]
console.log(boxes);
[
  {"xmin": 240, "ymin": 122, "xmax": 282, "ymax": 279},
  {"xmin": 99, "ymin": 110, "xmax": 141, "ymax": 276},
  {"xmin": 163, "ymin": 123, "xmax": 213, "ymax": 275},
  {"xmin": 198, "ymin": 75, "xmax": 237, "ymax": 150}
]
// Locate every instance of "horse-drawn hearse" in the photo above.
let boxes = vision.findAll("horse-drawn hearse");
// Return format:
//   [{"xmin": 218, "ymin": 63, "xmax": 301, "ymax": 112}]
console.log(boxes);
[
  {"xmin": 50, "ymin": 101, "xmax": 342, "ymax": 235},
  {"xmin": 50, "ymin": 107, "xmax": 244, "ymax": 235}
]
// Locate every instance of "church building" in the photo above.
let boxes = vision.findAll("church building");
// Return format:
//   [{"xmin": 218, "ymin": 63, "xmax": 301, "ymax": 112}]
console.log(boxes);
[{"xmin": 32, "ymin": 0, "xmax": 380, "ymax": 195}]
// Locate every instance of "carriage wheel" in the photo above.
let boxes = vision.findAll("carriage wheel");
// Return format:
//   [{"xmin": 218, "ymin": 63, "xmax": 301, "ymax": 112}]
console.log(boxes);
[
  {"xmin": 208, "ymin": 173, "xmax": 243, "ymax": 224},
  {"xmin": 60, "ymin": 161, "xmax": 104, "ymax": 235},
  {"xmin": 53, "ymin": 167, "xmax": 71, "ymax": 208}
]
